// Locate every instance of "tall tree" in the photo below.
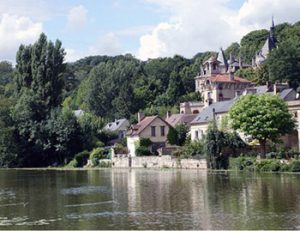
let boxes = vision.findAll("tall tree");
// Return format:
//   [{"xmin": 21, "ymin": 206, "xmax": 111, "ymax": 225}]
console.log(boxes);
[{"xmin": 229, "ymin": 94, "xmax": 295, "ymax": 157}]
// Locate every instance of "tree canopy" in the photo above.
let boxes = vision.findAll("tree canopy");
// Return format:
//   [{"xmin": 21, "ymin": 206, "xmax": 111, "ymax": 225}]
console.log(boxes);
[{"xmin": 229, "ymin": 94, "xmax": 295, "ymax": 157}]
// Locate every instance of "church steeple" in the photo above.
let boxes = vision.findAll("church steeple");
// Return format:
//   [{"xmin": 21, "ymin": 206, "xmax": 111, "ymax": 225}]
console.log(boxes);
[{"xmin": 269, "ymin": 17, "xmax": 277, "ymax": 50}]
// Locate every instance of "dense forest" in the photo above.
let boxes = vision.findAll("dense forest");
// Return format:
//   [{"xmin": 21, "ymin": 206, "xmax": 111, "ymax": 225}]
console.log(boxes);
[{"xmin": 0, "ymin": 21, "xmax": 300, "ymax": 167}]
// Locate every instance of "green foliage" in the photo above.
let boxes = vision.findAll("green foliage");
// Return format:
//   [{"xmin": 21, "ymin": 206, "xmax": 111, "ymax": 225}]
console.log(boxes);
[
  {"xmin": 229, "ymin": 156, "xmax": 256, "ymax": 171},
  {"xmin": 89, "ymin": 147, "xmax": 109, "ymax": 166},
  {"xmin": 224, "ymin": 42, "xmax": 240, "ymax": 59},
  {"xmin": 167, "ymin": 123, "xmax": 189, "ymax": 146},
  {"xmin": 205, "ymin": 122, "xmax": 226, "ymax": 169},
  {"xmin": 74, "ymin": 150, "xmax": 90, "ymax": 167},
  {"xmin": 136, "ymin": 146, "xmax": 151, "ymax": 156},
  {"xmin": 239, "ymin": 29, "xmax": 269, "ymax": 63},
  {"xmin": 139, "ymin": 138, "xmax": 152, "ymax": 147},
  {"xmin": 229, "ymin": 94, "xmax": 295, "ymax": 157},
  {"xmin": 180, "ymin": 140, "xmax": 204, "ymax": 158},
  {"xmin": 167, "ymin": 126, "xmax": 178, "ymax": 145},
  {"xmin": 268, "ymin": 39, "xmax": 300, "ymax": 89},
  {"xmin": 78, "ymin": 112, "xmax": 105, "ymax": 150},
  {"xmin": 289, "ymin": 160, "xmax": 300, "ymax": 172}
]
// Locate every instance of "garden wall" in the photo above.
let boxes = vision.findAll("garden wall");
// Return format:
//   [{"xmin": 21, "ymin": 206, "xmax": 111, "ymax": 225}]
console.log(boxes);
[{"xmin": 111, "ymin": 155, "xmax": 207, "ymax": 169}]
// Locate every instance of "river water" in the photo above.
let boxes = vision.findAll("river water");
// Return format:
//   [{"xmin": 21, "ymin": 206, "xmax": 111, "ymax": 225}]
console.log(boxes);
[{"xmin": 0, "ymin": 169, "xmax": 300, "ymax": 230}]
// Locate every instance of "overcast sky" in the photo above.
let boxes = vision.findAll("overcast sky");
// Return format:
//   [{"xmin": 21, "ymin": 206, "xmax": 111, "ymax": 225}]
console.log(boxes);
[{"xmin": 0, "ymin": 0, "xmax": 300, "ymax": 63}]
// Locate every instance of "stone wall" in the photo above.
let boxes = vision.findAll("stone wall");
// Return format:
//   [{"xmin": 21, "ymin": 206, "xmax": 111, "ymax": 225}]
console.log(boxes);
[{"xmin": 111, "ymin": 155, "xmax": 207, "ymax": 169}]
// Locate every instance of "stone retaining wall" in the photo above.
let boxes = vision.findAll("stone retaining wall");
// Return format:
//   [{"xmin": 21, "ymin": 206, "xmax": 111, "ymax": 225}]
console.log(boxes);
[{"xmin": 111, "ymin": 155, "xmax": 207, "ymax": 169}]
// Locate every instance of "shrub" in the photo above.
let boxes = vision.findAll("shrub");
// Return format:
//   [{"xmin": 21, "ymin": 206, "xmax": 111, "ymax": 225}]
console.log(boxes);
[
  {"xmin": 136, "ymin": 146, "xmax": 151, "ymax": 156},
  {"xmin": 289, "ymin": 160, "xmax": 300, "ymax": 172},
  {"xmin": 65, "ymin": 159, "xmax": 78, "ymax": 168},
  {"xmin": 74, "ymin": 150, "xmax": 90, "ymax": 167},
  {"xmin": 114, "ymin": 143, "xmax": 128, "ymax": 154},
  {"xmin": 229, "ymin": 157, "xmax": 255, "ymax": 171},
  {"xmin": 89, "ymin": 148, "xmax": 108, "ymax": 166},
  {"xmin": 98, "ymin": 160, "xmax": 112, "ymax": 168},
  {"xmin": 139, "ymin": 138, "xmax": 152, "ymax": 147}
]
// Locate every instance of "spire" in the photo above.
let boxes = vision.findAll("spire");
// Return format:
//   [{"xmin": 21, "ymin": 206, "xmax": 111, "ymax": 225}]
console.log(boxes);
[
  {"xmin": 269, "ymin": 16, "xmax": 277, "ymax": 50},
  {"xmin": 217, "ymin": 47, "xmax": 228, "ymax": 72}
]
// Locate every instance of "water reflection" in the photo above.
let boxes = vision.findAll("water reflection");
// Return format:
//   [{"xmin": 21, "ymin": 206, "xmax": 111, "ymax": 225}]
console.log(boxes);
[{"xmin": 0, "ymin": 169, "xmax": 300, "ymax": 229}]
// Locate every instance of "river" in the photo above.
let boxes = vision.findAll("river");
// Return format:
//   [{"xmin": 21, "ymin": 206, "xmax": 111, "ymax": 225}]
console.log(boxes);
[{"xmin": 0, "ymin": 169, "xmax": 299, "ymax": 230}]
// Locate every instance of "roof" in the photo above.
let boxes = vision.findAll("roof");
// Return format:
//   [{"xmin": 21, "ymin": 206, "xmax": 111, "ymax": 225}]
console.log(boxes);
[
  {"xmin": 280, "ymin": 88, "xmax": 296, "ymax": 100},
  {"xmin": 104, "ymin": 118, "xmax": 129, "ymax": 132},
  {"xmin": 165, "ymin": 114, "xmax": 197, "ymax": 127},
  {"xmin": 207, "ymin": 74, "xmax": 252, "ymax": 84},
  {"xmin": 127, "ymin": 116, "xmax": 170, "ymax": 136},
  {"xmin": 191, "ymin": 98, "xmax": 237, "ymax": 125}
]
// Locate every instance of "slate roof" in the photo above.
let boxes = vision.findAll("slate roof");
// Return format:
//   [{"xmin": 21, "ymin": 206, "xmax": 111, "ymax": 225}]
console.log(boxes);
[
  {"xmin": 280, "ymin": 88, "xmax": 295, "ymax": 100},
  {"xmin": 191, "ymin": 98, "xmax": 237, "ymax": 125},
  {"xmin": 104, "ymin": 118, "xmax": 129, "ymax": 132},
  {"xmin": 165, "ymin": 114, "xmax": 197, "ymax": 127}
]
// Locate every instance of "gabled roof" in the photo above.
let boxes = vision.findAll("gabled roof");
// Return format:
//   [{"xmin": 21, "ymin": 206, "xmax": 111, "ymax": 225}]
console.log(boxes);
[
  {"xmin": 207, "ymin": 74, "xmax": 252, "ymax": 84},
  {"xmin": 127, "ymin": 116, "xmax": 170, "ymax": 136},
  {"xmin": 191, "ymin": 98, "xmax": 237, "ymax": 125},
  {"xmin": 165, "ymin": 114, "xmax": 197, "ymax": 127},
  {"xmin": 104, "ymin": 118, "xmax": 129, "ymax": 132}
]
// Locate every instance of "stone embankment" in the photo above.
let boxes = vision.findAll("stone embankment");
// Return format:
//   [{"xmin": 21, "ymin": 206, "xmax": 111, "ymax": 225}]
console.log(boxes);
[{"xmin": 110, "ymin": 155, "xmax": 207, "ymax": 169}]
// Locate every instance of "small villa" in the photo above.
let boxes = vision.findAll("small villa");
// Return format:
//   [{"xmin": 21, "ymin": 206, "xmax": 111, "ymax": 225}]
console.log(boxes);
[{"xmin": 126, "ymin": 113, "xmax": 171, "ymax": 157}]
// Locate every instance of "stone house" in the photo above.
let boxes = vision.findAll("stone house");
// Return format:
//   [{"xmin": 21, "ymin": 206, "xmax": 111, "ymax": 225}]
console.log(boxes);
[
  {"xmin": 126, "ymin": 114, "xmax": 171, "ymax": 157},
  {"xmin": 194, "ymin": 48, "xmax": 252, "ymax": 107}
]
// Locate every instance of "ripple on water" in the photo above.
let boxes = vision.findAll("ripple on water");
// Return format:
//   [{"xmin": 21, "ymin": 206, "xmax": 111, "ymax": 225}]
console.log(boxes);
[
  {"xmin": 64, "ymin": 200, "xmax": 117, "ymax": 208},
  {"xmin": 61, "ymin": 186, "xmax": 109, "ymax": 195},
  {"xmin": 0, "ymin": 189, "xmax": 16, "ymax": 201},
  {"xmin": 0, "ymin": 216, "xmax": 61, "ymax": 226}
]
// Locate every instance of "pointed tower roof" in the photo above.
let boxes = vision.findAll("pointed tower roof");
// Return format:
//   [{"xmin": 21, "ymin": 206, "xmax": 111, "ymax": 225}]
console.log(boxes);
[{"xmin": 217, "ymin": 48, "xmax": 228, "ymax": 71}]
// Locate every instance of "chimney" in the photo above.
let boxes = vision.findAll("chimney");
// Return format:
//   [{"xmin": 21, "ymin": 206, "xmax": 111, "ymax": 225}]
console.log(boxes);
[
  {"xmin": 229, "ymin": 71, "xmax": 234, "ymax": 81},
  {"xmin": 166, "ymin": 111, "xmax": 171, "ymax": 118},
  {"xmin": 137, "ymin": 112, "xmax": 145, "ymax": 123}
]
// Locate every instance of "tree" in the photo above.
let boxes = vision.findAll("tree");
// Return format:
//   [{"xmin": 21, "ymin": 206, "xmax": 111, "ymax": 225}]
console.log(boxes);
[
  {"xmin": 167, "ymin": 124, "xmax": 189, "ymax": 146},
  {"xmin": 229, "ymin": 94, "xmax": 295, "ymax": 157},
  {"xmin": 225, "ymin": 42, "xmax": 240, "ymax": 59},
  {"xmin": 268, "ymin": 39, "xmax": 300, "ymax": 89},
  {"xmin": 204, "ymin": 122, "xmax": 226, "ymax": 169}
]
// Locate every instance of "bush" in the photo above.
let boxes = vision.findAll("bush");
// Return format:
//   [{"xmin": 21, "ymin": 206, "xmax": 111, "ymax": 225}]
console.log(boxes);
[
  {"xmin": 89, "ymin": 148, "xmax": 108, "ymax": 166},
  {"xmin": 181, "ymin": 140, "xmax": 204, "ymax": 158},
  {"xmin": 139, "ymin": 138, "xmax": 152, "ymax": 147},
  {"xmin": 229, "ymin": 157, "xmax": 255, "ymax": 171},
  {"xmin": 136, "ymin": 146, "xmax": 151, "ymax": 156},
  {"xmin": 289, "ymin": 160, "xmax": 300, "ymax": 172},
  {"xmin": 65, "ymin": 159, "xmax": 78, "ymax": 168},
  {"xmin": 114, "ymin": 143, "xmax": 128, "ymax": 154},
  {"xmin": 74, "ymin": 150, "xmax": 90, "ymax": 167},
  {"xmin": 98, "ymin": 160, "xmax": 112, "ymax": 168}
]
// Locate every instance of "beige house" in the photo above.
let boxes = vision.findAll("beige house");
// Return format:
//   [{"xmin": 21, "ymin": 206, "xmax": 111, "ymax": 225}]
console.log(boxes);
[{"xmin": 127, "ymin": 115, "xmax": 171, "ymax": 157}]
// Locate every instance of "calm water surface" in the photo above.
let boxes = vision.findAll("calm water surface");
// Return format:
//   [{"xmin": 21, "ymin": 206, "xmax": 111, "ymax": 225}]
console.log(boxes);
[{"xmin": 0, "ymin": 169, "xmax": 300, "ymax": 230}]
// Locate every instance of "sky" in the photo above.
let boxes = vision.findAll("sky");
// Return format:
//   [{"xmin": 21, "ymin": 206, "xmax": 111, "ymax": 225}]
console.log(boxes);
[{"xmin": 0, "ymin": 0, "xmax": 300, "ymax": 63}]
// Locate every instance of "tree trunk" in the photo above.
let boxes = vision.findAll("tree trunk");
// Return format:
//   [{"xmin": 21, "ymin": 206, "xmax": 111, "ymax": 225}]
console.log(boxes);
[{"xmin": 259, "ymin": 139, "xmax": 266, "ymax": 158}]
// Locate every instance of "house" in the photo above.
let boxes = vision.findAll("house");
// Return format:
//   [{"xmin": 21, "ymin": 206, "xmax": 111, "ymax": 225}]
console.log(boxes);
[
  {"xmin": 190, "ymin": 98, "xmax": 237, "ymax": 141},
  {"xmin": 189, "ymin": 90, "xmax": 300, "ymax": 150},
  {"xmin": 104, "ymin": 118, "xmax": 129, "ymax": 139},
  {"xmin": 126, "ymin": 113, "xmax": 171, "ymax": 157},
  {"xmin": 194, "ymin": 48, "xmax": 252, "ymax": 107},
  {"xmin": 165, "ymin": 113, "xmax": 197, "ymax": 128}
]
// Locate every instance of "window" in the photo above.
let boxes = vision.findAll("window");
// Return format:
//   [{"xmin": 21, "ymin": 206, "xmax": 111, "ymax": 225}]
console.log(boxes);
[
  {"xmin": 160, "ymin": 126, "xmax": 165, "ymax": 136},
  {"xmin": 151, "ymin": 126, "xmax": 156, "ymax": 136}
]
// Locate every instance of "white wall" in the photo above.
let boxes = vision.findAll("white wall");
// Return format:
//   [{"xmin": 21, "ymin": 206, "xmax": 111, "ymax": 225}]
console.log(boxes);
[{"xmin": 127, "ymin": 136, "xmax": 140, "ymax": 157}]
